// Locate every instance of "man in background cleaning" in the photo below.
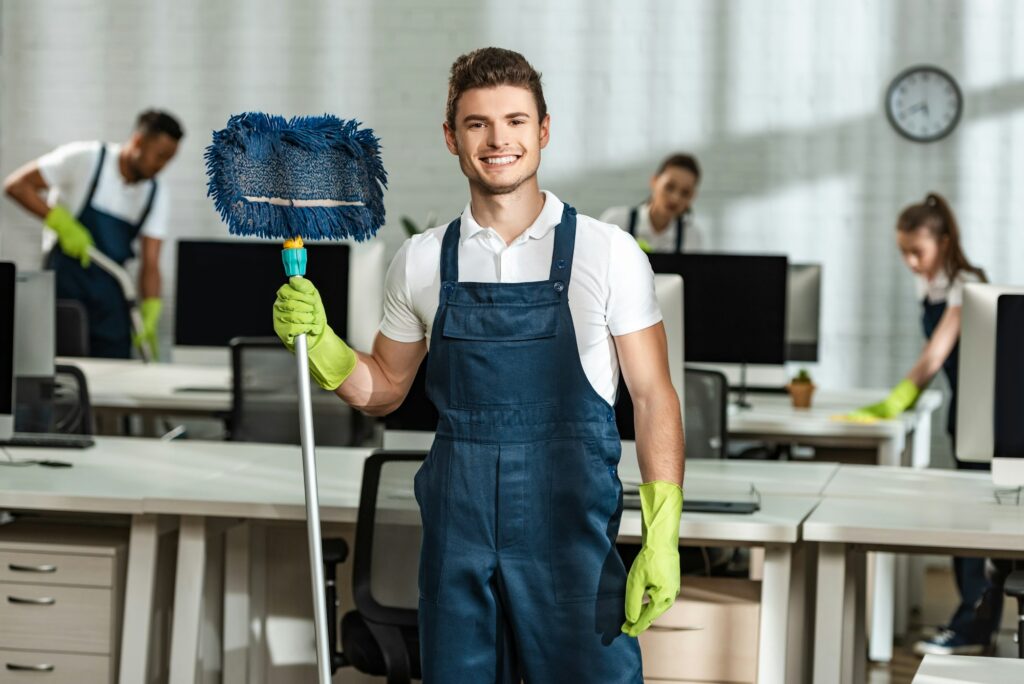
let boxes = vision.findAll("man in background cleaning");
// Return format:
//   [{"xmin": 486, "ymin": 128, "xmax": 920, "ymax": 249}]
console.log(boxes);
[
  {"xmin": 273, "ymin": 48, "xmax": 684, "ymax": 681},
  {"xmin": 4, "ymin": 109, "xmax": 183, "ymax": 358}
]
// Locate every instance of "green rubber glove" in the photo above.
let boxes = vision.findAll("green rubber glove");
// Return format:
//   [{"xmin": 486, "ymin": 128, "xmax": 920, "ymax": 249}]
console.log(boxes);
[
  {"xmin": 273, "ymin": 276, "xmax": 357, "ymax": 391},
  {"xmin": 132, "ymin": 297, "xmax": 162, "ymax": 358},
  {"xmin": 846, "ymin": 379, "xmax": 921, "ymax": 421},
  {"xmin": 622, "ymin": 480, "xmax": 683, "ymax": 637},
  {"xmin": 635, "ymin": 238, "xmax": 653, "ymax": 253},
  {"xmin": 45, "ymin": 205, "xmax": 94, "ymax": 268}
]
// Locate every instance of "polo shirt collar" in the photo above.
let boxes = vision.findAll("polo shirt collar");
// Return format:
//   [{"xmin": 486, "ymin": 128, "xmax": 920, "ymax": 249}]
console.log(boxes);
[{"xmin": 459, "ymin": 191, "xmax": 565, "ymax": 244}]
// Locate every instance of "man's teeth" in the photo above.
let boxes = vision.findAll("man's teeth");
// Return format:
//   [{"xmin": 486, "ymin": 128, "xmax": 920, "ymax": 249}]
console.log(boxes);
[{"xmin": 483, "ymin": 156, "xmax": 518, "ymax": 166}]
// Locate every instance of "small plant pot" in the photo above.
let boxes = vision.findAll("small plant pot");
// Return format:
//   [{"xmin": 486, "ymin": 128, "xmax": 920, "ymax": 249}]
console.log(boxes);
[{"xmin": 786, "ymin": 382, "xmax": 816, "ymax": 409}]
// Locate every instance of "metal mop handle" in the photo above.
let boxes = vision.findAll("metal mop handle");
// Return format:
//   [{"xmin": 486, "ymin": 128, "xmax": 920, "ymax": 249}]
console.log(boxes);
[
  {"xmin": 295, "ymin": 333, "xmax": 332, "ymax": 683},
  {"xmin": 282, "ymin": 238, "xmax": 332, "ymax": 683}
]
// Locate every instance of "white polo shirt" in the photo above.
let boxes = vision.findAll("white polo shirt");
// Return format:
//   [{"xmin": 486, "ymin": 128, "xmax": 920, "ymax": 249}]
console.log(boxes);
[
  {"xmin": 915, "ymin": 268, "xmax": 982, "ymax": 307},
  {"xmin": 37, "ymin": 141, "xmax": 169, "ymax": 243},
  {"xmin": 600, "ymin": 203, "xmax": 704, "ymax": 252},
  {"xmin": 380, "ymin": 191, "xmax": 662, "ymax": 405}
]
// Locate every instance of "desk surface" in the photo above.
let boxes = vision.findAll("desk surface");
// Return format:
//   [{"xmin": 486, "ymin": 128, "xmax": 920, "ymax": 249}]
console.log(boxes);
[
  {"xmin": 823, "ymin": 464, "xmax": 1001, "ymax": 503},
  {"xmin": 913, "ymin": 654, "xmax": 1024, "ymax": 683},
  {"xmin": 1, "ymin": 437, "xmax": 816, "ymax": 542},
  {"xmin": 803, "ymin": 496, "xmax": 1024, "ymax": 553}
]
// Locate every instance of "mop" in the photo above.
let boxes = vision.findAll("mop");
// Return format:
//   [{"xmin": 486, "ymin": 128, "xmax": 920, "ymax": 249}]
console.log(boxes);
[{"xmin": 205, "ymin": 112, "xmax": 387, "ymax": 683}]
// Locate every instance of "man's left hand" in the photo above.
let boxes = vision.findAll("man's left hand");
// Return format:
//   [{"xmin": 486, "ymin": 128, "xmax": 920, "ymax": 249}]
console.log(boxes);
[{"xmin": 622, "ymin": 481, "xmax": 683, "ymax": 637}]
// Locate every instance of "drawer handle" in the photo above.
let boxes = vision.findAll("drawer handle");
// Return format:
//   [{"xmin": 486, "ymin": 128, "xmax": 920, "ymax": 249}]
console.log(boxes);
[
  {"xmin": 8, "ymin": 563, "xmax": 57, "ymax": 573},
  {"xmin": 7, "ymin": 595, "xmax": 56, "ymax": 606},
  {"xmin": 6, "ymin": 663, "xmax": 55, "ymax": 672}
]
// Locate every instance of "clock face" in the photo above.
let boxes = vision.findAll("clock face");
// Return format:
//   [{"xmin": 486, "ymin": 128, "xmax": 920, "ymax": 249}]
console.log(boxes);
[{"xmin": 886, "ymin": 66, "xmax": 963, "ymax": 142}]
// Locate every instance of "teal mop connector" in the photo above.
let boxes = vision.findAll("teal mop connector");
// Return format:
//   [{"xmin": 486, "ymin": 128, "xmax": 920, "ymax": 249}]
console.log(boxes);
[{"xmin": 282, "ymin": 241, "xmax": 307, "ymax": 278}]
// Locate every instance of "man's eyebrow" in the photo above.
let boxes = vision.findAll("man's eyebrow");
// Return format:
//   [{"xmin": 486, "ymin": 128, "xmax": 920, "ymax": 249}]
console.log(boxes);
[{"xmin": 461, "ymin": 112, "xmax": 533, "ymax": 123}]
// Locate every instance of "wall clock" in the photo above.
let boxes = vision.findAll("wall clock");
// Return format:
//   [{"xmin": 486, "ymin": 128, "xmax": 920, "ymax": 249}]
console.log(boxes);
[{"xmin": 885, "ymin": 65, "xmax": 963, "ymax": 142}]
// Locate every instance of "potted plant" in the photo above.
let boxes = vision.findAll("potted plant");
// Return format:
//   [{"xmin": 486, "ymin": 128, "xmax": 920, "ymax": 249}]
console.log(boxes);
[{"xmin": 786, "ymin": 369, "xmax": 816, "ymax": 409}]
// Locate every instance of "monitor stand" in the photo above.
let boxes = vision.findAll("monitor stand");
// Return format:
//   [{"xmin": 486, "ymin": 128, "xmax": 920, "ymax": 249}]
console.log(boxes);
[{"xmin": 733, "ymin": 362, "xmax": 753, "ymax": 410}]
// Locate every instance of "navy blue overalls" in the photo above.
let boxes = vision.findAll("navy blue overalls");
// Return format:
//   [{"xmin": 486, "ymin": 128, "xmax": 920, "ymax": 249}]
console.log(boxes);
[
  {"xmin": 414, "ymin": 205, "xmax": 644, "ymax": 682},
  {"xmin": 47, "ymin": 145, "xmax": 156, "ymax": 358},
  {"xmin": 923, "ymin": 297, "xmax": 1004, "ymax": 641},
  {"xmin": 627, "ymin": 206, "xmax": 685, "ymax": 252}
]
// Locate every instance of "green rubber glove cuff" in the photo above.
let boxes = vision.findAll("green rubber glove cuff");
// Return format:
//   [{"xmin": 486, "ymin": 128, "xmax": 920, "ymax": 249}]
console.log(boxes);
[
  {"xmin": 622, "ymin": 481, "xmax": 683, "ymax": 637},
  {"xmin": 305, "ymin": 325, "xmax": 357, "ymax": 391},
  {"xmin": 884, "ymin": 378, "xmax": 921, "ymax": 414},
  {"xmin": 140, "ymin": 297, "xmax": 162, "ymax": 330}
]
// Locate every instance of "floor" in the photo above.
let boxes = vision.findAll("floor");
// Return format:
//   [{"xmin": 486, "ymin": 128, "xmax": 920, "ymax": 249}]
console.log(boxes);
[{"xmin": 867, "ymin": 563, "xmax": 1019, "ymax": 684}]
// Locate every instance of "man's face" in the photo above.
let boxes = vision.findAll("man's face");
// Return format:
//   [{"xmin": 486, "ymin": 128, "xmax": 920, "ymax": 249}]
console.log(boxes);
[
  {"xmin": 127, "ymin": 132, "xmax": 179, "ymax": 181},
  {"xmin": 443, "ymin": 85, "xmax": 549, "ymax": 196}
]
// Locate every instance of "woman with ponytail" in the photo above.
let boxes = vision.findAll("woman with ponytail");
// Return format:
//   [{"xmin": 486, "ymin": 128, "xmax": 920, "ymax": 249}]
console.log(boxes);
[{"xmin": 850, "ymin": 192, "xmax": 1001, "ymax": 655}]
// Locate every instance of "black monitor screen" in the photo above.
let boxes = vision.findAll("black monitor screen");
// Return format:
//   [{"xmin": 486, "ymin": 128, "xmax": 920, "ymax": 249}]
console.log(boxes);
[
  {"xmin": 175, "ymin": 241, "xmax": 349, "ymax": 347},
  {"xmin": 648, "ymin": 253, "xmax": 788, "ymax": 365},
  {"xmin": 0, "ymin": 262, "xmax": 15, "ymax": 415}
]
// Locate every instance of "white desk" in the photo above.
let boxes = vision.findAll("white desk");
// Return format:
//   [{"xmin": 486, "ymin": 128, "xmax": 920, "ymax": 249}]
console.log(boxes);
[
  {"xmin": 804, "ymin": 496, "xmax": 1024, "ymax": 684},
  {"xmin": 1, "ymin": 438, "xmax": 818, "ymax": 684},
  {"xmin": 913, "ymin": 654, "xmax": 1024, "ymax": 683},
  {"xmin": 729, "ymin": 388, "xmax": 943, "ymax": 468}
]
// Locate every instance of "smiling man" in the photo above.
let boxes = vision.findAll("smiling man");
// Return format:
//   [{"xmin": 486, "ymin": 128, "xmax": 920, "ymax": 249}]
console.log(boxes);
[{"xmin": 272, "ymin": 47, "xmax": 684, "ymax": 682}]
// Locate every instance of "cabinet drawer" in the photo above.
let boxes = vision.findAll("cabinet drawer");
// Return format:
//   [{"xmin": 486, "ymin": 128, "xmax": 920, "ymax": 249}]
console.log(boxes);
[
  {"xmin": 0, "ymin": 551, "xmax": 114, "ymax": 588},
  {"xmin": 0, "ymin": 649, "xmax": 109, "ymax": 684},
  {"xmin": 0, "ymin": 584, "xmax": 112, "ymax": 655}
]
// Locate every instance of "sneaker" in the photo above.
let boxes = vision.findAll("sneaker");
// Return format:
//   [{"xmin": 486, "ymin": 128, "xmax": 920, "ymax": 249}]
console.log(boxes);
[{"xmin": 913, "ymin": 629, "xmax": 988, "ymax": 656}]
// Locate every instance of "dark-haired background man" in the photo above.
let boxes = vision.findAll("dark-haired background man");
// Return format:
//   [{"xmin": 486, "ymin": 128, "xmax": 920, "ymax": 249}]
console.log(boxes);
[{"xmin": 4, "ymin": 109, "xmax": 183, "ymax": 358}]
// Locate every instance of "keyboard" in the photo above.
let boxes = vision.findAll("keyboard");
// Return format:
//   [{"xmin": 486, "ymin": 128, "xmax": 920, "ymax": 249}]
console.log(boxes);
[{"xmin": 1, "ymin": 432, "xmax": 95, "ymax": 449}]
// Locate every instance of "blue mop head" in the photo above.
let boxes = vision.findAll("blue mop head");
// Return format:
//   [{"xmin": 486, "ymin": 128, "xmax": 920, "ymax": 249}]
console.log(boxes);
[{"xmin": 205, "ymin": 113, "xmax": 387, "ymax": 242}]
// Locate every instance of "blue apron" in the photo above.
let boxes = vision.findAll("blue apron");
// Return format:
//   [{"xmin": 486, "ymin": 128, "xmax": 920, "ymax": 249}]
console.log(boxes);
[
  {"xmin": 628, "ymin": 205, "xmax": 685, "ymax": 252},
  {"xmin": 414, "ymin": 205, "xmax": 643, "ymax": 683},
  {"xmin": 921, "ymin": 298, "xmax": 959, "ymax": 439},
  {"xmin": 47, "ymin": 145, "xmax": 156, "ymax": 358}
]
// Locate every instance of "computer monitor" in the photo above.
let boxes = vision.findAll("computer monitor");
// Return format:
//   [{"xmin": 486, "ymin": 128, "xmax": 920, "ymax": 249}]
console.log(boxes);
[
  {"xmin": 14, "ymin": 271, "xmax": 56, "ymax": 378},
  {"xmin": 957, "ymin": 283, "xmax": 1024, "ymax": 487},
  {"xmin": 0, "ymin": 262, "xmax": 16, "ymax": 441},
  {"xmin": 174, "ymin": 240, "xmax": 349, "ymax": 352},
  {"xmin": 382, "ymin": 274, "xmax": 686, "ymax": 451},
  {"xmin": 787, "ymin": 264, "xmax": 821, "ymax": 362},
  {"xmin": 647, "ymin": 253, "xmax": 788, "ymax": 366}
]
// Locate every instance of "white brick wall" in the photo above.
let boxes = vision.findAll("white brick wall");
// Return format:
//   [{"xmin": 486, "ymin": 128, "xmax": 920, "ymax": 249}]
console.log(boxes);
[{"xmin": 2, "ymin": 0, "xmax": 1024, "ymax": 463}]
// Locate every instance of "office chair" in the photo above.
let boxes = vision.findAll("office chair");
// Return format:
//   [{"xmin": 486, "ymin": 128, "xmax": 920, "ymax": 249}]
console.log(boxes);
[
  {"xmin": 614, "ymin": 366, "xmax": 728, "ymax": 460},
  {"xmin": 1004, "ymin": 567, "xmax": 1024, "ymax": 658},
  {"xmin": 55, "ymin": 299, "xmax": 90, "ymax": 357},
  {"xmin": 326, "ymin": 450, "xmax": 423, "ymax": 683},
  {"xmin": 227, "ymin": 336, "xmax": 357, "ymax": 446},
  {"xmin": 51, "ymin": 364, "xmax": 93, "ymax": 435}
]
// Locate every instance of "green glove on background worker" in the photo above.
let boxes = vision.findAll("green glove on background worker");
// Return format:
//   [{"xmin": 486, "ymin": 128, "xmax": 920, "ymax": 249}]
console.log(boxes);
[
  {"xmin": 273, "ymin": 276, "xmax": 357, "ymax": 390},
  {"xmin": 845, "ymin": 378, "xmax": 921, "ymax": 422},
  {"xmin": 623, "ymin": 480, "xmax": 684, "ymax": 636},
  {"xmin": 45, "ymin": 205, "xmax": 94, "ymax": 268},
  {"xmin": 132, "ymin": 297, "xmax": 162, "ymax": 357}
]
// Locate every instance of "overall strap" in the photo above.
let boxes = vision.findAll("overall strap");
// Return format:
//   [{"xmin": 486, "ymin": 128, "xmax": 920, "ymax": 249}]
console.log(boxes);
[
  {"xmin": 82, "ymin": 144, "xmax": 107, "ymax": 210},
  {"xmin": 675, "ymin": 213, "xmax": 686, "ymax": 252},
  {"xmin": 627, "ymin": 206, "xmax": 638, "ymax": 236},
  {"xmin": 439, "ymin": 217, "xmax": 461, "ymax": 284},
  {"xmin": 548, "ymin": 205, "xmax": 577, "ymax": 284},
  {"xmin": 136, "ymin": 181, "xmax": 158, "ymax": 229}
]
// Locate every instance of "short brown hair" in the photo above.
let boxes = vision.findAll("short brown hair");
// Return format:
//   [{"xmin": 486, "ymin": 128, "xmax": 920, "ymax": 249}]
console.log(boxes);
[
  {"xmin": 446, "ymin": 48, "xmax": 547, "ymax": 129},
  {"xmin": 656, "ymin": 153, "xmax": 701, "ymax": 182}
]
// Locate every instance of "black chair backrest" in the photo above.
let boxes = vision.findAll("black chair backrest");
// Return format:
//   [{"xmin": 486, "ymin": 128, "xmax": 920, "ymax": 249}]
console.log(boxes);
[
  {"xmin": 683, "ymin": 366, "xmax": 729, "ymax": 459},
  {"xmin": 55, "ymin": 299, "xmax": 89, "ymax": 357},
  {"xmin": 352, "ymin": 450, "xmax": 425, "ymax": 628},
  {"xmin": 228, "ymin": 336, "xmax": 353, "ymax": 446},
  {"xmin": 52, "ymin": 363, "xmax": 93, "ymax": 435}
]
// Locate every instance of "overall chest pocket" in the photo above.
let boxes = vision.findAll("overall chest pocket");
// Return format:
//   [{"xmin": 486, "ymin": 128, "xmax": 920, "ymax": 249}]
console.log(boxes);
[{"xmin": 442, "ymin": 300, "xmax": 563, "ymax": 408}]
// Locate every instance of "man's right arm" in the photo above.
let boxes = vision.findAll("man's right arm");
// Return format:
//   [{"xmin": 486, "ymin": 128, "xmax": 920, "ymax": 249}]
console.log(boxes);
[
  {"xmin": 3, "ymin": 163, "xmax": 50, "ymax": 219},
  {"xmin": 338, "ymin": 334, "xmax": 427, "ymax": 416}
]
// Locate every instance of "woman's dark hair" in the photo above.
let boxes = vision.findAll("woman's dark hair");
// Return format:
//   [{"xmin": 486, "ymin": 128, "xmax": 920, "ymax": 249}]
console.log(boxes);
[
  {"xmin": 656, "ymin": 153, "xmax": 701, "ymax": 182},
  {"xmin": 897, "ymin": 192, "xmax": 986, "ymax": 282}
]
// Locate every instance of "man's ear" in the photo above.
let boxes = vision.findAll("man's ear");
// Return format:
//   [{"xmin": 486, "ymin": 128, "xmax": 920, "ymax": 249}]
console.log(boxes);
[
  {"xmin": 443, "ymin": 122, "xmax": 459, "ymax": 156},
  {"xmin": 538, "ymin": 114, "xmax": 551, "ymax": 149}
]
